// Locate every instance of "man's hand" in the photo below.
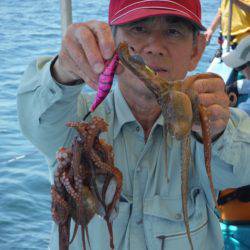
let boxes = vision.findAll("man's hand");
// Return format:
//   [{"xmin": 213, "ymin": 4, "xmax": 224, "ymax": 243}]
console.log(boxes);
[
  {"xmin": 52, "ymin": 21, "xmax": 115, "ymax": 89},
  {"xmin": 192, "ymin": 76, "xmax": 230, "ymax": 139},
  {"xmin": 204, "ymin": 28, "xmax": 213, "ymax": 44},
  {"xmin": 203, "ymin": 10, "xmax": 221, "ymax": 44}
]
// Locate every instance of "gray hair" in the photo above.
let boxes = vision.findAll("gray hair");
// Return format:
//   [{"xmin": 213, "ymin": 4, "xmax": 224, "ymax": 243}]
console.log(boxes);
[{"xmin": 111, "ymin": 25, "xmax": 117, "ymax": 38}]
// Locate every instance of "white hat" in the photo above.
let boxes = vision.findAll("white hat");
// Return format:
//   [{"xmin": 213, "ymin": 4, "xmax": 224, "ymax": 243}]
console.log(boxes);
[{"xmin": 222, "ymin": 35, "xmax": 250, "ymax": 68}]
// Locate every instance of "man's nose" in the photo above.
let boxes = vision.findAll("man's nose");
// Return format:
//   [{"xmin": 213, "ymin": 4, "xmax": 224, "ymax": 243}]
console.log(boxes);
[
  {"xmin": 144, "ymin": 36, "xmax": 166, "ymax": 57},
  {"xmin": 146, "ymin": 49, "xmax": 164, "ymax": 57}
]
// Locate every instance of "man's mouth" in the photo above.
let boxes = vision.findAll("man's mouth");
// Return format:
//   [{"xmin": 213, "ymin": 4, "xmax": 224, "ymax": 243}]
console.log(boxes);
[
  {"xmin": 150, "ymin": 66, "xmax": 168, "ymax": 73},
  {"xmin": 128, "ymin": 54, "xmax": 169, "ymax": 74},
  {"xmin": 130, "ymin": 54, "xmax": 168, "ymax": 73}
]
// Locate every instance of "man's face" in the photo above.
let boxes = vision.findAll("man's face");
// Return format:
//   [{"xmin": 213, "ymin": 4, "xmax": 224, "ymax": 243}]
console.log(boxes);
[{"xmin": 115, "ymin": 16, "xmax": 205, "ymax": 95}]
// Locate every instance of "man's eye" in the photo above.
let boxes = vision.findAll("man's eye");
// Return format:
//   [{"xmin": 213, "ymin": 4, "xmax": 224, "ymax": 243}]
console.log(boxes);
[
  {"xmin": 166, "ymin": 28, "xmax": 182, "ymax": 37},
  {"xmin": 131, "ymin": 26, "xmax": 147, "ymax": 33}
]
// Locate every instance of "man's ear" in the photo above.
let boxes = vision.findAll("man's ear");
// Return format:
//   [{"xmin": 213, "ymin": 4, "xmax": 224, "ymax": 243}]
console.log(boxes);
[{"xmin": 188, "ymin": 33, "xmax": 206, "ymax": 71}]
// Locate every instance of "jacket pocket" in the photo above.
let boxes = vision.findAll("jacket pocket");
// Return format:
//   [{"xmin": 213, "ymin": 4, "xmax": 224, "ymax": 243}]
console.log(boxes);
[{"xmin": 143, "ymin": 187, "xmax": 208, "ymax": 250}]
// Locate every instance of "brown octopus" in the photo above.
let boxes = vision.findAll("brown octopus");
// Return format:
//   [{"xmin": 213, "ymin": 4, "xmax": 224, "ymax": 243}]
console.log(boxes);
[
  {"xmin": 51, "ymin": 116, "xmax": 123, "ymax": 250},
  {"xmin": 117, "ymin": 42, "xmax": 220, "ymax": 250}
]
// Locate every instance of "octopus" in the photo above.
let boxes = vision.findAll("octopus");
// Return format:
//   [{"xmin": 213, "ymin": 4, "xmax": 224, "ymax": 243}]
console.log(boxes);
[
  {"xmin": 117, "ymin": 42, "xmax": 220, "ymax": 250},
  {"xmin": 51, "ymin": 116, "xmax": 123, "ymax": 250}
]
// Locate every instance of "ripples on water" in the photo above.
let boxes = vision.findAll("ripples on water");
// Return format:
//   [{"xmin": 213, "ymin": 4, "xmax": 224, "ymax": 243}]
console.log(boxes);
[{"xmin": 0, "ymin": 0, "xmax": 219, "ymax": 249}]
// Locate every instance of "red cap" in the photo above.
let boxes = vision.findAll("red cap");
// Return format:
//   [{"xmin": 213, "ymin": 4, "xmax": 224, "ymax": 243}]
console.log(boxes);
[{"xmin": 109, "ymin": 0, "xmax": 206, "ymax": 30}]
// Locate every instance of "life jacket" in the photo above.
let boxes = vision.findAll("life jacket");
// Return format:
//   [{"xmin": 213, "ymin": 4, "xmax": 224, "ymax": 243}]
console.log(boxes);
[{"xmin": 218, "ymin": 185, "xmax": 250, "ymax": 224}]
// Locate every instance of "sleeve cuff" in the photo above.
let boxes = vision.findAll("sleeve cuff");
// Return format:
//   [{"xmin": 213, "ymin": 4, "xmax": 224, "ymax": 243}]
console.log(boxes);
[
  {"xmin": 41, "ymin": 56, "xmax": 84, "ymax": 101},
  {"xmin": 50, "ymin": 55, "xmax": 85, "ymax": 86},
  {"xmin": 193, "ymin": 108, "xmax": 250, "ymax": 175},
  {"xmin": 35, "ymin": 57, "xmax": 84, "ymax": 119},
  {"xmin": 211, "ymin": 108, "xmax": 250, "ymax": 169}
]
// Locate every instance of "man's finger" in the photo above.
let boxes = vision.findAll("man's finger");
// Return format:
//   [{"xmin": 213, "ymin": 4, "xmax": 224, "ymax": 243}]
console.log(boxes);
[
  {"xmin": 210, "ymin": 119, "xmax": 228, "ymax": 137},
  {"xmin": 194, "ymin": 78, "xmax": 225, "ymax": 93},
  {"xmin": 199, "ymin": 92, "xmax": 230, "ymax": 108},
  {"xmin": 63, "ymin": 36, "xmax": 99, "ymax": 83},
  {"xmin": 74, "ymin": 25, "xmax": 105, "ymax": 74},
  {"xmin": 87, "ymin": 21, "xmax": 116, "ymax": 60},
  {"xmin": 59, "ymin": 49, "xmax": 98, "ymax": 89},
  {"xmin": 206, "ymin": 104, "xmax": 230, "ymax": 121}
]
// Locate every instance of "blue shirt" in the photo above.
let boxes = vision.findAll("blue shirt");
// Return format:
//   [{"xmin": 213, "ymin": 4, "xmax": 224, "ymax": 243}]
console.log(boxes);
[{"xmin": 17, "ymin": 57, "xmax": 250, "ymax": 250}]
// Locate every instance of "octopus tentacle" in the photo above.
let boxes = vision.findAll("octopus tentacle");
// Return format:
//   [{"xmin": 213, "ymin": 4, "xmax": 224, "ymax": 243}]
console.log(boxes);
[
  {"xmin": 51, "ymin": 186, "xmax": 70, "ymax": 224},
  {"xmin": 81, "ymin": 225, "xmax": 87, "ymax": 250},
  {"xmin": 88, "ymin": 158, "xmax": 106, "ymax": 208},
  {"xmin": 90, "ymin": 150, "xmax": 122, "ymax": 218},
  {"xmin": 161, "ymin": 99, "xmax": 170, "ymax": 182},
  {"xmin": 59, "ymin": 218, "xmax": 71, "ymax": 250},
  {"xmin": 199, "ymin": 105, "xmax": 218, "ymax": 208},
  {"xmin": 60, "ymin": 172, "xmax": 81, "ymax": 203},
  {"xmin": 102, "ymin": 174, "xmax": 113, "ymax": 203},
  {"xmin": 69, "ymin": 224, "xmax": 79, "ymax": 244},
  {"xmin": 107, "ymin": 221, "xmax": 115, "ymax": 250},
  {"xmin": 181, "ymin": 136, "xmax": 193, "ymax": 250},
  {"xmin": 71, "ymin": 138, "xmax": 84, "ymax": 192},
  {"xmin": 85, "ymin": 226, "xmax": 91, "ymax": 250}
]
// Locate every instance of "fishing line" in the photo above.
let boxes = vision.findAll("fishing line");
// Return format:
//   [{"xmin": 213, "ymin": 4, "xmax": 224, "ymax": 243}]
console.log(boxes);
[{"xmin": 0, "ymin": 150, "xmax": 38, "ymax": 164}]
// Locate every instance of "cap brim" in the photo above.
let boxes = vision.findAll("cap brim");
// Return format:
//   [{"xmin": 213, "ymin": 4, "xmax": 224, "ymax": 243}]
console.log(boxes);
[
  {"xmin": 223, "ymin": 35, "xmax": 250, "ymax": 68},
  {"xmin": 222, "ymin": 51, "xmax": 245, "ymax": 68},
  {"xmin": 110, "ymin": 8, "xmax": 206, "ymax": 31}
]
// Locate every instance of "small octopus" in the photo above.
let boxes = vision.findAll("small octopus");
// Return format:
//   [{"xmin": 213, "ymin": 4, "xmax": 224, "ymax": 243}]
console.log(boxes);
[{"xmin": 51, "ymin": 116, "xmax": 123, "ymax": 250}]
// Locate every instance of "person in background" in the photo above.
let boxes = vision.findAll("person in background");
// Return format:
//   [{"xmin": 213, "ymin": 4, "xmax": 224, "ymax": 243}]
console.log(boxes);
[
  {"xmin": 17, "ymin": 0, "xmax": 250, "ymax": 249},
  {"xmin": 223, "ymin": 35, "xmax": 250, "ymax": 114},
  {"xmin": 218, "ymin": 34, "xmax": 250, "ymax": 250},
  {"xmin": 205, "ymin": 0, "xmax": 250, "ymax": 45}
]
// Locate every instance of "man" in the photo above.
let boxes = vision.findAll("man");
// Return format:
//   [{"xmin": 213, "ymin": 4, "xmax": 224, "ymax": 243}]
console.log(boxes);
[
  {"xmin": 17, "ymin": 0, "xmax": 250, "ymax": 249},
  {"xmin": 205, "ymin": 0, "xmax": 250, "ymax": 44},
  {"xmin": 223, "ymin": 35, "xmax": 250, "ymax": 115}
]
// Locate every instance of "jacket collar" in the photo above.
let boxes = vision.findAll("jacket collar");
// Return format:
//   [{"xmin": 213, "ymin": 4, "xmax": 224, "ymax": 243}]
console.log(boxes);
[{"xmin": 113, "ymin": 84, "xmax": 164, "ymax": 139}]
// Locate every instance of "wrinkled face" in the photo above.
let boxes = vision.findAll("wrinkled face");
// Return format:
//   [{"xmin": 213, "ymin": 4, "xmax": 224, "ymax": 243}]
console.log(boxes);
[{"xmin": 114, "ymin": 16, "xmax": 205, "ymax": 96}]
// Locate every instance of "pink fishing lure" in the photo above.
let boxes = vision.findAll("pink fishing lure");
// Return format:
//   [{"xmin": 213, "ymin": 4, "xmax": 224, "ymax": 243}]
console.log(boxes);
[{"xmin": 83, "ymin": 53, "xmax": 119, "ymax": 120}]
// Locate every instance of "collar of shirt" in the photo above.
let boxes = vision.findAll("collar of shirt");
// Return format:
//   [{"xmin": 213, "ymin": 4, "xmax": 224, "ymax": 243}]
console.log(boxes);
[{"xmin": 113, "ymin": 84, "xmax": 164, "ymax": 139}]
